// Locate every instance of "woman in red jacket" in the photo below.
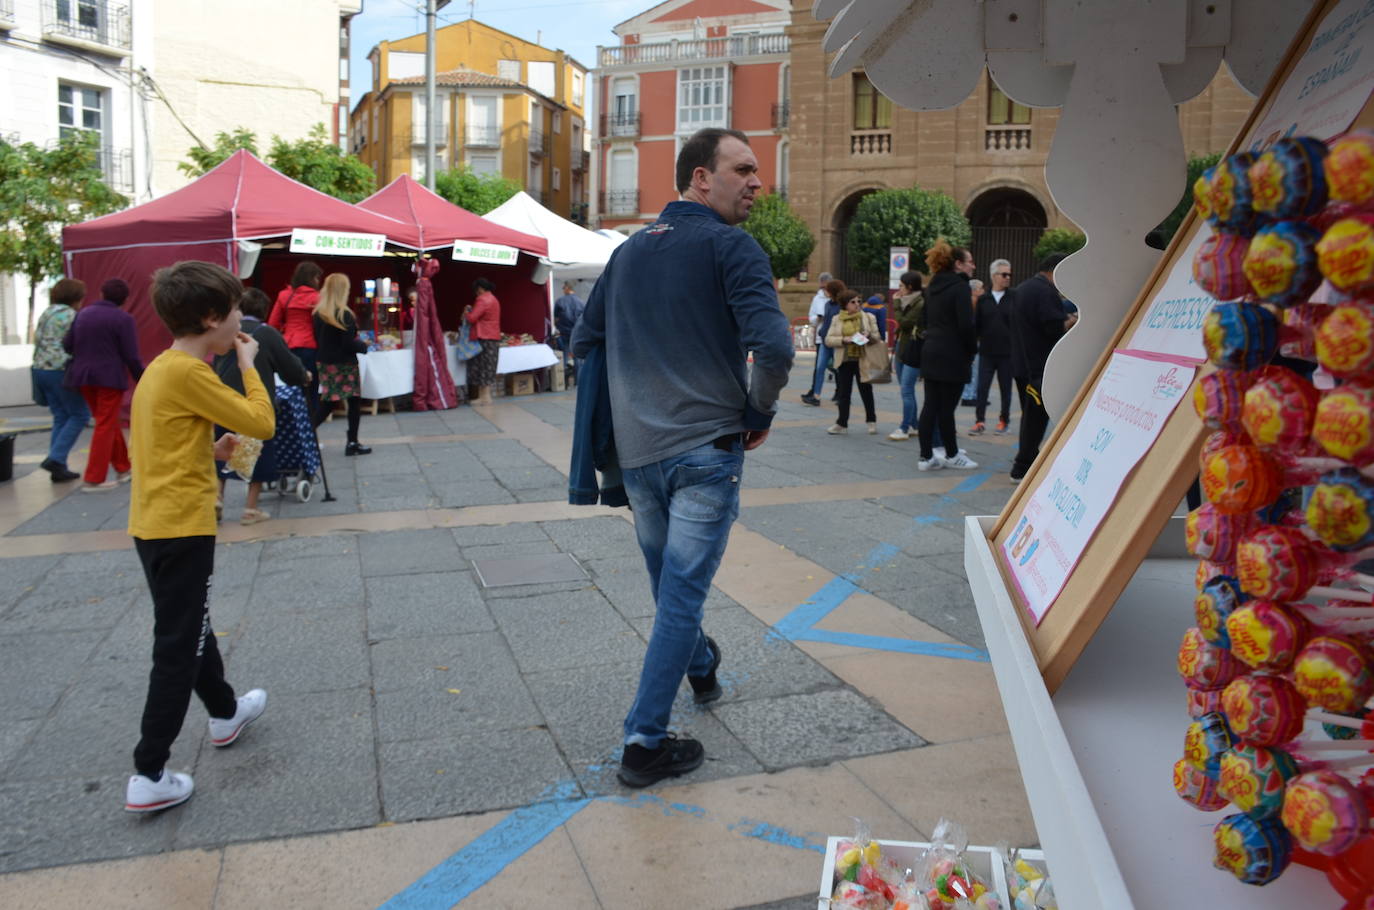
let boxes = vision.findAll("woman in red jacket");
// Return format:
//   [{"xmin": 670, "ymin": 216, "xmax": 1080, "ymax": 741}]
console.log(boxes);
[
  {"xmin": 464, "ymin": 277, "xmax": 502, "ymax": 406},
  {"xmin": 269, "ymin": 261, "xmax": 323, "ymax": 414}
]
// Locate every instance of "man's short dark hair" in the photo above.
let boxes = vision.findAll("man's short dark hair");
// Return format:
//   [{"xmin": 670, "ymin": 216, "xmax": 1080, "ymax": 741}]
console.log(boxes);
[
  {"xmin": 472, "ymin": 277, "xmax": 495, "ymax": 294},
  {"xmin": 675, "ymin": 128, "xmax": 750, "ymax": 193},
  {"xmin": 240, "ymin": 287, "xmax": 272, "ymax": 320},
  {"xmin": 1038, "ymin": 252, "xmax": 1070, "ymax": 274},
  {"xmin": 152, "ymin": 261, "xmax": 241, "ymax": 337}
]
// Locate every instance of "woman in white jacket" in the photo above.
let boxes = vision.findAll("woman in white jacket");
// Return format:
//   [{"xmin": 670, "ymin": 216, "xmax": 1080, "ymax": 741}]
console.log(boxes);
[{"xmin": 824, "ymin": 289, "xmax": 880, "ymax": 435}]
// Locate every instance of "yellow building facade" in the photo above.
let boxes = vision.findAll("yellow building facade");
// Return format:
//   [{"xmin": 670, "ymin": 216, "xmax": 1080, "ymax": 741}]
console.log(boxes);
[{"xmin": 349, "ymin": 19, "xmax": 589, "ymax": 220}]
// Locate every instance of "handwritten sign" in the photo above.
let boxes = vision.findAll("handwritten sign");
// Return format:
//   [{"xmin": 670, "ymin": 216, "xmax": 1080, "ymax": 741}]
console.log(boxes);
[
  {"xmin": 451, "ymin": 241, "xmax": 520, "ymax": 266},
  {"xmin": 1004, "ymin": 352, "xmax": 1196, "ymax": 624},
  {"xmin": 289, "ymin": 229, "xmax": 386, "ymax": 257}
]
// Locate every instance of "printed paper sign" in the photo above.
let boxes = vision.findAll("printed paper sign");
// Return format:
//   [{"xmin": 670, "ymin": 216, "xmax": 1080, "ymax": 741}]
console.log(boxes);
[
  {"xmin": 452, "ymin": 241, "xmax": 520, "ymax": 266},
  {"xmin": 889, "ymin": 246, "xmax": 910, "ymax": 290},
  {"xmin": 1251, "ymin": 0, "xmax": 1374, "ymax": 145},
  {"xmin": 289, "ymin": 229, "xmax": 386, "ymax": 257},
  {"xmin": 1126, "ymin": 226, "xmax": 1213, "ymax": 362},
  {"xmin": 1004, "ymin": 352, "xmax": 1196, "ymax": 624}
]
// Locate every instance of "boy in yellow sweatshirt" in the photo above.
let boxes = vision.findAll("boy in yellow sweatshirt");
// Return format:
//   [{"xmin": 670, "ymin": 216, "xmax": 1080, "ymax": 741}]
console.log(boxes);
[{"xmin": 124, "ymin": 261, "xmax": 276, "ymax": 813}]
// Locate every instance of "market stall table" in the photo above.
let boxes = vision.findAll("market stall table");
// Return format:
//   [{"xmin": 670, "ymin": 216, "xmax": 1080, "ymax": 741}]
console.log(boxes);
[
  {"xmin": 358, "ymin": 345, "xmax": 467, "ymax": 406},
  {"xmin": 496, "ymin": 343, "xmax": 557, "ymax": 374}
]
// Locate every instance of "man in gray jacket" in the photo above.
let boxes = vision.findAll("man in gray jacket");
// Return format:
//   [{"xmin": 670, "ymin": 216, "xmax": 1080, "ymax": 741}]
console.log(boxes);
[{"xmin": 572, "ymin": 128, "xmax": 794, "ymax": 788}]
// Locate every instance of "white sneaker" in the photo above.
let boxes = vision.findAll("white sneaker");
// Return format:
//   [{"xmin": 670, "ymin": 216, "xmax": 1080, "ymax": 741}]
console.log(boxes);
[
  {"xmin": 826, "ymin": 424, "xmax": 847, "ymax": 435},
  {"xmin": 866, "ymin": 423, "xmax": 878, "ymax": 435},
  {"xmin": 917, "ymin": 457, "xmax": 944, "ymax": 471},
  {"xmin": 116, "ymin": 470, "xmax": 132, "ymax": 484},
  {"xmin": 941, "ymin": 451, "xmax": 979, "ymax": 469},
  {"xmin": 125, "ymin": 770, "xmax": 194, "ymax": 813},
  {"xmin": 208, "ymin": 688, "xmax": 267, "ymax": 747},
  {"xmin": 887, "ymin": 428, "xmax": 909, "ymax": 441}
]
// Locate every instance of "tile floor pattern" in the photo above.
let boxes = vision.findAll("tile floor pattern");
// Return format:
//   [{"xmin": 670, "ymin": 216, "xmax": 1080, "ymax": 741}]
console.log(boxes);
[{"xmin": 0, "ymin": 362, "xmax": 1038, "ymax": 909}]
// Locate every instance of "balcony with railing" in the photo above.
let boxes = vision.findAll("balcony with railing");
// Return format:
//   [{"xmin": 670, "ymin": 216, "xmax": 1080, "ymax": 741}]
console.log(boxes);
[
  {"xmin": 0, "ymin": 0, "xmax": 17, "ymax": 29},
  {"xmin": 984, "ymin": 125, "xmax": 1033, "ymax": 152},
  {"xmin": 771, "ymin": 101, "xmax": 790, "ymax": 130},
  {"xmin": 528, "ymin": 128, "xmax": 551, "ymax": 158},
  {"xmin": 411, "ymin": 126, "xmax": 448, "ymax": 147},
  {"xmin": 600, "ymin": 111, "xmax": 640, "ymax": 140},
  {"xmin": 601, "ymin": 189, "xmax": 639, "ymax": 217},
  {"xmin": 465, "ymin": 125, "xmax": 499, "ymax": 148},
  {"xmin": 42, "ymin": 0, "xmax": 131, "ymax": 56},
  {"xmin": 98, "ymin": 146, "xmax": 132, "ymax": 193},
  {"xmin": 599, "ymin": 33, "xmax": 788, "ymax": 67},
  {"xmin": 850, "ymin": 131, "xmax": 891, "ymax": 156},
  {"xmin": 572, "ymin": 149, "xmax": 590, "ymax": 173}
]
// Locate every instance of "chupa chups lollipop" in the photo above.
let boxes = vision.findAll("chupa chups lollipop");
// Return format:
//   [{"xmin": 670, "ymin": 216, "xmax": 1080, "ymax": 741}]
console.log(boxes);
[
  {"xmin": 1194, "ymin": 231, "xmax": 1254, "ymax": 300},
  {"xmin": 1244, "ymin": 221, "xmax": 1324, "ymax": 305},
  {"xmin": 1308, "ymin": 468, "xmax": 1374, "ymax": 551},
  {"xmin": 1222, "ymin": 673, "xmax": 1309, "ymax": 746},
  {"xmin": 1212, "ymin": 812, "xmax": 1293, "ymax": 884},
  {"xmin": 1185, "ymin": 710, "xmax": 1237, "ymax": 779},
  {"xmin": 1194, "ymin": 371, "xmax": 1253, "ymax": 432},
  {"xmin": 1206, "ymin": 153, "xmax": 1261, "ymax": 235},
  {"xmin": 1279, "ymin": 302, "xmax": 1322, "ymax": 361},
  {"xmin": 1326, "ymin": 130, "xmax": 1374, "ymax": 207},
  {"xmin": 1180, "ymin": 627, "xmax": 1244, "ymax": 691},
  {"xmin": 1234, "ymin": 524, "xmax": 1374, "ymax": 603},
  {"xmin": 1293, "ymin": 636, "xmax": 1374, "ymax": 712},
  {"xmin": 1176, "ymin": 756, "xmax": 1231, "ymax": 810},
  {"xmin": 1250, "ymin": 136, "xmax": 1330, "ymax": 219},
  {"xmin": 1194, "ymin": 169, "xmax": 1217, "ymax": 222},
  {"xmin": 1314, "ymin": 382, "xmax": 1374, "ymax": 466},
  {"xmin": 1195, "ymin": 573, "xmax": 1249, "ymax": 645},
  {"xmin": 1282, "ymin": 769, "xmax": 1372, "ymax": 856},
  {"xmin": 1197, "ymin": 558, "xmax": 1238, "ymax": 590},
  {"xmin": 1187, "ymin": 684, "xmax": 1226, "ymax": 718},
  {"xmin": 1316, "ymin": 301, "xmax": 1374, "ymax": 378},
  {"xmin": 1201, "ymin": 445, "xmax": 1281, "ymax": 514},
  {"xmin": 1187, "ymin": 507, "xmax": 1255, "ymax": 564},
  {"xmin": 1317, "ymin": 216, "xmax": 1374, "ymax": 293},
  {"xmin": 1203, "ymin": 302, "xmax": 1279, "ymax": 370},
  {"xmin": 1218, "ymin": 742, "xmax": 1302, "ymax": 817},
  {"xmin": 1225, "ymin": 600, "xmax": 1309, "ymax": 671},
  {"xmin": 1200, "ymin": 429, "xmax": 1251, "ymax": 466},
  {"xmin": 1315, "ymin": 706, "xmax": 1374, "ymax": 741},
  {"xmin": 1241, "ymin": 365, "xmax": 1320, "ymax": 450}
]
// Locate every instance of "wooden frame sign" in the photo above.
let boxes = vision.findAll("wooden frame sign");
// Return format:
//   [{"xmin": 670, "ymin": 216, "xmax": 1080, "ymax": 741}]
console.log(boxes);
[{"xmin": 987, "ymin": 0, "xmax": 1374, "ymax": 693}]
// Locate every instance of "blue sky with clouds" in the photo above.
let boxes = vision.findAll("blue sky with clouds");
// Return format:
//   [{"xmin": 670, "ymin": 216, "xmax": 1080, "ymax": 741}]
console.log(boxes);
[{"xmin": 349, "ymin": 0, "xmax": 647, "ymax": 109}]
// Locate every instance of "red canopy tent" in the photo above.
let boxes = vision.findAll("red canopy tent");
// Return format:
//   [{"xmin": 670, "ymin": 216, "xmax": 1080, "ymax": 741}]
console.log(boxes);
[
  {"xmin": 356, "ymin": 175, "xmax": 551, "ymax": 339},
  {"xmin": 62, "ymin": 150, "xmax": 411, "ymax": 361}
]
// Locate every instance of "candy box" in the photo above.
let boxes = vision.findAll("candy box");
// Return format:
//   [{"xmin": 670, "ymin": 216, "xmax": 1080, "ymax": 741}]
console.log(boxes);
[{"xmin": 817, "ymin": 838, "xmax": 1046, "ymax": 909}]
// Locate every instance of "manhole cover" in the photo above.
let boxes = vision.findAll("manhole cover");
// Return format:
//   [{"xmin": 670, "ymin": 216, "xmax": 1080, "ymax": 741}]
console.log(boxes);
[{"xmin": 471, "ymin": 553, "xmax": 588, "ymax": 588}]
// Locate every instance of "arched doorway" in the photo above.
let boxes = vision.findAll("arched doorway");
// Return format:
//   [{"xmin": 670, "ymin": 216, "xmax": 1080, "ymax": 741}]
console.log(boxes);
[
  {"xmin": 966, "ymin": 187, "xmax": 1048, "ymax": 284},
  {"xmin": 831, "ymin": 188, "xmax": 886, "ymax": 298}
]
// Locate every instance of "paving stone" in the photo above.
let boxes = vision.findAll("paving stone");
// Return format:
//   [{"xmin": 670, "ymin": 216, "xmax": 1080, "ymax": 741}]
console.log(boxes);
[
  {"xmin": 0, "ymin": 630, "xmax": 105, "ymax": 719},
  {"xmin": 1, "ymin": 585, "xmax": 137, "ymax": 635},
  {"xmin": 464, "ymin": 438, "xmax": 548, "ymax": 468},
  {"xmin": 49, "ymin": 547, "xmax": 143, "ymax": 578},
  {"xmin": 251, "ymin": 556, "xmax": 365, "ymax": 610},
  {"xmin": 422, "ymin": 461, "xmax": 499, "ymax": 487},
  {"xmin": 358, "ymin": 528, "xmax": 462, "ymax": 577},
  {"xmin": 540, "ymin": 516, "xmax": 641, "ymax": 561},
  {"xmin": 365, "ymin": 570, "xmax": 493, "ymax": 640},
  {"xmin": 460, "ymin": 540, "xmax": 560, "ymax": 564},
  {"xmin": 490, "ymin": 464, "xmax": 567, "ymax": 490},
  {"xmin": 580, "ymin": 555, "xmax": 652, "ymax": 618},
  {"xmin": 355, "ymin": 448, "xmax": 418, "ymax": 475},
  {"xmin": 8, "ymin": 489, "xmax": 129, "ymax": 536},
  {"xmin": 0, "ymin": 554, "xmax": 62, "ymax": 596},
  {"xmin": 0, "ymin": 719, "xmax": 40, "ymax": 776},
  {"xmin": 361, "ymin": 493, "xmax": 440, "ymax": 513},
  {"xmin": 356, "ymin": 474, "xmax": 436, "ymax": 504},
  {"xmin": 225, "ymin": 608, "xmax": 370, "ymax": 694},
  {"xmin": 172, "ymin": 688, "xmax": 380, "ymax": 848},
  {"xmin": 450, "ymin": 522, "xmax": 551, "ymax": 547},
  {"xmin": 716, "ymin": 688, "xmax": 925, "ymax": 771},
  {"xmin": 379, "ymin": 727, "xmax": 574, "ymax": 823},
  {"xmin": 480, "ymin": 579, "xmax": 594, "ymax": 601},
  {"xmin": 488, "ymin": 588, "xmax": 645, "ymax": 673},
  {"xmin": 260, "ymin": 534, "xmax": 358, "ymax": 563},
  {"xmin": 512, "ymin": 486, "xmax": 570, "ymax": 503}
]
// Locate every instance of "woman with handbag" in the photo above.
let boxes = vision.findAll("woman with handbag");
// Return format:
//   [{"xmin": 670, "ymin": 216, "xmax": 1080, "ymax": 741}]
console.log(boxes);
[
  {"xmin": 30, "ymin": 278, "xmax": 90, "ymax": 482},
  {"xmin": 824, "ymin": 290, "xmax": 880, "ymax": 435},
  {"xmin": 269, "ymin": 261, "xmax": 323, "ymax": 416},
  {"xmin": 916, "ymin": 239, "xmax": 979, "ymax": 470},
  {"xmin": 311, "ymin": 273, "xmax": 372, "ymax": 456},
  {"xmin": 888, "ymin": 271, "xmax": 927, "ymax": 442}
]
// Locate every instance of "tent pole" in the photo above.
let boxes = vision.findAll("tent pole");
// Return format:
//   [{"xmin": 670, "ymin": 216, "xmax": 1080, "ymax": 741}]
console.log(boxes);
[{"xmin": 425, "ymin": 0, "xmax": 438, "ymax": 191}]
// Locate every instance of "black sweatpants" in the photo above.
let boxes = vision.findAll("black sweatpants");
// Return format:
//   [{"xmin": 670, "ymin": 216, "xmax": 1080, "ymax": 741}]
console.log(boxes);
[
  {"xmin": 133, "ymin": 536, "xmax": 236, "ymax": 776},
  {"xmin": 1012, "ymin": 376, "xmax": 1052, "ymax": 477},
  {"xmin": 833, "ymin": 359, "xmax": 876, "ymax": 427},
  {"xmin": 975, "ymin": 355, "xmax": 1013, "ymax": 424},
  {"xmin": 919, "ymin": 379, "xmax": 963, "ymax": 460}
]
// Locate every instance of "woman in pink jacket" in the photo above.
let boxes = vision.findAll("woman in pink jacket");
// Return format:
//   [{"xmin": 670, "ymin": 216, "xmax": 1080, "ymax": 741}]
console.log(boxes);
[{"xmin": 464, "ymin": 278, "xmax": 502, "ymax": 406}]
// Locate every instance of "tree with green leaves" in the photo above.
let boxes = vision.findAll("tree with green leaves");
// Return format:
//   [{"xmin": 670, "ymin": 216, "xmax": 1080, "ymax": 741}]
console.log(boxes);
[
  {"xmin": 0, "ymin": 133, "xmax": 127, "ymax": 342},
  {"xmin": 178, "ymin": 124, "xmax": 375, "ymax": 203},
  {"xmin": 433, "ymin": 165, "xmax": 523, "ymax": 214},
  {"xmin": 846, "ymin": 187, "xmax": 971, "ymax": 274},
  {"xmin": 741, "ymin": 193, "xmax": 815, "ymax": 280},
  {"xmin": 1033, "ymin": 227, "xmax": 1087, "ymax": 262}
]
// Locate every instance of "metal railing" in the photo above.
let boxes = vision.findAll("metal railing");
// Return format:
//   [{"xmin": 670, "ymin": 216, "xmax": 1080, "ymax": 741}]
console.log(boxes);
[
  {"xmin": 572, "ymin": 149, "xmax": 589, "ymax": 173},
  {"xmin": 985, "ymin": 125, "xmax": 1032, "ymax": 151},
  {"xmin": 99, "ymin": 146, "xmax": 132, "ymax": 192},
  {"xmin": 771, "ymin": 101, "xmax": 789, "ymax": 130},
  {"xmin": 601, "ymin": 189, "xmax": 639, "ymax": 216},
  {"xmin": 601, "ymin": 111, "xmax": 640, "ymax": 139},
  {"xmin": 411, "ymin": 127, "xmax": 448, "ymax": 146},
  {"xmin": 850, "ymin": 131, "xmax": 891, "ymax": 155},
  {"xmin": 599, "ymin": 33, "xmax": 788, "ymax": 67},
  {"xmin": 42, "ymin": 0, "xmax": 131, "ymax": 52},
  {"xmin": 528, "ymin": 128, "xmax": 550, "ymax": 157},
  {"xmin": 464, "ymin": 125, "xmax": 499, "ymax": 147}
]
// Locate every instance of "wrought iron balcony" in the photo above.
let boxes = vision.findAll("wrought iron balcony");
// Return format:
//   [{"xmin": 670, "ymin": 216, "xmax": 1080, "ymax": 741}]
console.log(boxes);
[
  {"xmin": 464, "ymin": 125, "xmax": 499, "ymax": 147},
  {"xmin": 572, "ymin": 149, "xmax": 589, "ymax": 173},
  {"xmin": 42, "ymin": 0, "xmax": 131, "ymax": 55},
  {"xmin": 600, "ymin": 111, "xmax": 640, "ymax": 140},
  {"xmin": 528, "ymin": 128, "xmax": 551, "ymax": 158},
  {"xmin": 599, "ymin": 33, "xmax": 788, "ymax": 67},
  {"xmin": 601, "ymin": 190, "xmax": 639, "ymax": 216},
  {"xmin": 985, "ymin": 125, "xmax": 1032, "ymax": 152},
  {"xmin": 771, "ymin": 101, "xmax": 790, "ymax": 130}
]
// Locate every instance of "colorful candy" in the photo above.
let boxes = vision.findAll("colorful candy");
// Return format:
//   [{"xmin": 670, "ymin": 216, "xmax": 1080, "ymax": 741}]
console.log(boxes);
[
  {"xmin": 1235, "ymin": 524, "xmax": 1322, "ymax": 601},
  {"xmin": 1293, "ymin": 636, "xmax": 1374, "ymax": 712},
  {"xmin": 1221, "ymin": 674, "xmax": 1308, "ymax": 746},
  {"xmin": 1307, "ymin": 468, "xmax": 1374, "ymax": 551},
  {"xmin": 1202, "ymin": 302, "xmax": 1279, "ymax": 370},
  {"xmin": 1202, "ymin": 446, "xmax": 1281, "ymax": 515},
  {"xmin": 1193, "ymin": 232, "xmax": 1253, "ymax": 301},
  {"xmin": 1212, "ymin": 812, "xmax": 1294, "ymax": 884},
  {"xmin": 1197, "ymin": 558, "xmax": 1237, "ymax": 590},
  {"xmin": 1217, "ymin": 743, "xmax": 1302, "ymax": 818},
  {"xmin": 1194, "ymin": 371, "xmax": 1252, "ymax": 432},
  {"xmin": 1315, "ymin": 301, "xmax": 1374, "ymax": 378},
  {"xmin": 1244, "ymin": 221, "xmax": 1324, "ymax": 305},
  {"xmin": 1187, "ymin": 507, "xmax": 1254, "ymax": 565},
  {"xmin": 1187, "ymin": 685, "xmax": 1226, "ymax": 718},
  {"xmin": 1281, "ymin": 770, "xmax": 1371, "ymax": 855},
  {"xmin": 1206, "ymin": 153, "xmax": 1261, "ymax": 235},
  {"xmin": 1325, "ymin": 130, "xmax": 1374, "ymax": 207},
  {"xmin": 1313, "ymin": 382, "xmax": 1374, "ymax": 465},
  {"xmin": 1180, "ymin": 627, "xmax": 1244, "ymax": 691},
  {"xmin": 1317, "ymin": 217, "xmax": 1374, "ymax": 292},
  {"xmin": 1280, "ymin": 303, "xmax": 1322, "ymax": 361},
  {"xmin": 1225, "ymin": 600, "xmax": 1308, "ymax": 671},
  {"xmin": 1195, "ymin": 573, "xmax": 1248, "ymax": 645},
  {"xmin": 1241, "ymin": 365, "xmax": 1320, "ymax": 450},
  {"xmin": 1250, "ymin": 137, "xmax": 1329, "ymax": 219},
  {"xmin": 1175, "ymin": 756, "xmax": 1231, "ymax": 811}
]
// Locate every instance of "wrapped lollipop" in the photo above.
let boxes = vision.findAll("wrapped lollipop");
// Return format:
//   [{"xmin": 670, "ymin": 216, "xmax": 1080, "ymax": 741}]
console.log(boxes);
[
  {"xmin": 1185, "ymin": 710, "xmax": 1237, "ymax": 780},
  {"xmin": 1249, "ymin": 136, "xmax": 1330, "ymax": 219},
  {"xmin": 1221, "ymin": 673, "xmax": 1309, "ymax": 746},
  {"xmin": 1244, "ymin": 221, "xmax": 1324, "ymax": 306},
  {"xmin": 1293, "ymin": 636, "xmax": 1374, "ymax": 713},
  {"xmin": 1193, "ymin": 170, "xmax": 1217, "ymax": 222},
  {"xmin": 1317, "ymin": 216, "xmax": 1374, "ymax": 293},
  {"xmin": 1194, "ymin": 371, "xmax": 1253, "ymax": 432},
  {"xmin": 1188, "ymin": 684, "xmax": 1227, "ymax": 718},
  {"xmin": 1195, "ymin": 573, "xmax": 1249, "ymax": 645},
  {"xmin": 1326, "ymin": 130, "xmax": 1374, "ymax": 207},
  {"xmin": 1205, "ymin": 153, "xmax": 1261, "ymax": 235},
  {"xmin": 1279, "ymin": 302, "xmax": 1322, "ymax": 362},
  {"xmin": 1234, "ymin": 524, "xmax": 1374, "ymax": 602},
  {"xmin": 1193, "ymin": 231, "xmax": 1254, "ymax": 301},
  {"xmin": 1281, "ymin": 769, "xmax": 1373, "ymax": 856},
  {"xmin": 1197, "ymin": 558, "xmax": 1238, "ymax": 590},
  {"xmin": 1187, "ymin": 507, "xmax": 1255, "ymax": 564},
  {"xmin": 1308, "ymin": 468, "xmax": 1374, "ymax": 551},
  {"xmin": 1241, "ymin": 365, "xmax": 1320, "ymax": 450},
  {"xmin": 1316, "ymin": 301, "xmax": 1374, "ymax": 378},
  {"xmin": 1202, "ymin": 302, "xmax": 1279, "ymax": 371},
  {"xmin": 1201, "ymin": 445, "xmax": 1282, "ymax": 514},
  {"xmin": 1217, "ymin": 743, "xmax": 1302, "ymax": 817},
  {"xmin": 1225, "ymin": 600, "xmax": 1309, "ymax": 671},
  {"xmin": 1176, "ymin": 756, "xmax": 1231, "ymax": 811},
  {"xmin": 1212, "ymin": 812, "xmax": 1293, "ymax": 884},
  {"xmin": 1180, "ymin": 627, "xmax": 1244, "ymax": 691},
  {"xmin": 1314, "ymin": 382, "xmax": 1374, "ymax": 466}
]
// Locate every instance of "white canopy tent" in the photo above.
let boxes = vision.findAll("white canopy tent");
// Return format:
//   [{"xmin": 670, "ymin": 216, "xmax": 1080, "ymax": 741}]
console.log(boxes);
[{"xmin": 483, "ymin": 192, "xmax": 623, "ymax": 281}]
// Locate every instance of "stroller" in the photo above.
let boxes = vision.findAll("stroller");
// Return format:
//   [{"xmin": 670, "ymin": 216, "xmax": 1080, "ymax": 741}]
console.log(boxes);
[{"xmin": 269, "ymin": 382, "xmax": 324, "ymax": 502}]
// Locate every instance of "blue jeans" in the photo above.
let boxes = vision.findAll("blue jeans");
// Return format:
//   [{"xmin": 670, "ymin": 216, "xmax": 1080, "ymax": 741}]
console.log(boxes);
[
  {"xmin": 622, "ymin": 439, "xmax": 744, "ymax": 747},
  {"xmin": 33, "ymin": 369, "xmax": 89, "ymax": 467},
  {"xmin": 896, "ymin": 361, "xmax": 920, "ymax": 432},
  {"xmin": 962, "ymin": 354, "xmax": 979, "ymax": 402},
  {"xmin": 810, "ymin": 345, "xmax": 833, "ymax": 397}
]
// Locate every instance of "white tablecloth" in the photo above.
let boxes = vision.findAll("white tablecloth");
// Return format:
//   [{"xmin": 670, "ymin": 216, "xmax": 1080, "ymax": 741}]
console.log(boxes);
[
  {"xmin": 497, "ymin": 343, "xmax": 558, "ymax": 374},
  {"xmin": 358, "ymin": 346, "xmax": 467, "ymax": 400}
]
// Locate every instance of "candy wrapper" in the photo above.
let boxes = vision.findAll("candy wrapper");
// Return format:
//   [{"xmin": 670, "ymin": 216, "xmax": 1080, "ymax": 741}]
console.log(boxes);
[
  {"xmin": 1202, "ymin": 302, "xmax": 1279, "ymax": 371},
  {"xmin": 997, "ymin": 846, "xmax": 1057, "ymax": 910},
  {"xmin": 915, "ymin": 819, "xmax": 1000, "ymax": 910},
  {"xmin": 1316, "ymin": 216, "xmax": 1374, "ymax": 293},
  {"xmin": 1220, "ymin": 673, "xmax": 1308, "ymax": 746},
  {"xmin": 1204, "ymin": 153, "xmax": 1261, "ymax": 235},
  {"xmin": 1307, "ymin": 467, "xmax": 1374, "ymax": 551},
  {"xmin": 833, "ymin": 818, "xmax": 904, "ymax": 906},
  {"xmin": 1213, "ymin": 812, "xmax": 1294, "ymax": 884},
  {"xmin": 1316, "ymin": 301, "xmax": 1374, "ymax": 378},
  {"xmin": 1280, "ymin": 769, "xmax": 1372, "ymax": 855},
  {"xmin": 832, "ymin": 879, "xmax": 888, "ymax": 910},
  {"xmin": 1249, "ymin": 137, "xmax": 1329, "ymax": 220},
  {"xmin": 1244, "ymin": 221, "xmax": 1324, "ymax": 306},
  {"xmin": 223, "ymin": 433, "xmax": 262, "ymax": 482},
  {"xmin": 1193, "ymin": 232, "xmax": 1253, "ymax": 300},
  {"xmin": 1292, "ymin": 635, "xmax": 1374, "ymax": 712},
  {"xmin": 1325, "ymin": 130, "xmax": 1374, "ymax": 206}
]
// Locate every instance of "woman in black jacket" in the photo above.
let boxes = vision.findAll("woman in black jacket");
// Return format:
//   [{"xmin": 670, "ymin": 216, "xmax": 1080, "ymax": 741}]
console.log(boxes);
[
  {"xmin": 917, "ymin": 239, "xmax": 979, "ymax": 471},
  {"xmin": 312, "ymin": 273, "xmax": 372, "ymax": 456}
]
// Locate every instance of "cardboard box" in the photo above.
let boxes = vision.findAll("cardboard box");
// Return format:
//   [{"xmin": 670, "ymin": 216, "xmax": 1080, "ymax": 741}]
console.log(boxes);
[
  {"xmin": 506, "ymin": 373, "xmax": 535, "ymax": 396},
  {"xmin": 817, "ymin": 837, "xmax": 1046, "ymax": 909}
]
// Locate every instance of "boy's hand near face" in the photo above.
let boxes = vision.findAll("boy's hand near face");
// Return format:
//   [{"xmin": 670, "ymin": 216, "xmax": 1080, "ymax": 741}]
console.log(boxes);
[{"xmin": 234, "ymin": 331, "xmax": 259, "ymax": 368}]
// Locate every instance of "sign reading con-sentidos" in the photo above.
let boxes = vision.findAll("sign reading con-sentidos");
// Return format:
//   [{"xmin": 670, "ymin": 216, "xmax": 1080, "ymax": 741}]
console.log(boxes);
[{"xmin": 289, "ymin": 229, "xmax": 386, "ymax": 257}]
